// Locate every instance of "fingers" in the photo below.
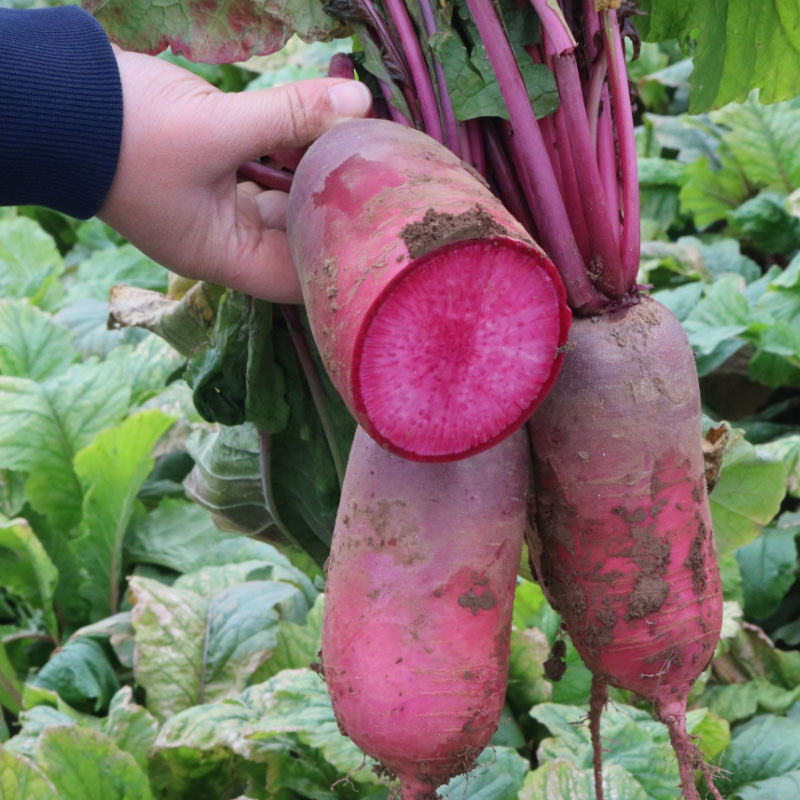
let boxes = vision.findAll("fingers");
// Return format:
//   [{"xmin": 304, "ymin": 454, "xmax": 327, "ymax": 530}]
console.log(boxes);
[
  {"xmin": 222, "ymin": 77, "xmax": 372, "ymax": 163},
  {"xmin": 220, "ymin": 227, "xmax": 304, "ymax": 303},
  {"xmin": 237, "ymin": 182, "xmax": 289, "ymax": 229}
]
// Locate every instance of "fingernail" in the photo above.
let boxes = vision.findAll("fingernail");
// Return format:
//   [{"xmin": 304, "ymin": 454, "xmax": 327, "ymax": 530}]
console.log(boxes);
[{"xmin": 329, "ymin": 81, "xmax": 372, "ymax": 117}]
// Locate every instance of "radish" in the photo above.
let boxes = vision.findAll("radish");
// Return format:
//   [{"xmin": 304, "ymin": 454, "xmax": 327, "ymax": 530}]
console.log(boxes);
[
  {"xmin": 286, "ymin": 118, "xmax": 570, "ymax": 463},
  {"xmin": 526, "ymin": 297, "xmax": 724, "ymax": 800},
  {"xmin": 321, "ymin": 426, "xmax": 529, "ymax": 798}
]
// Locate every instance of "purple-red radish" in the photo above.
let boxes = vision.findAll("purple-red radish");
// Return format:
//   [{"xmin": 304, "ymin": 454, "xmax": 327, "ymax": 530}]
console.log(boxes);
[
  {"xmin": 286, "ymin": 118, "xmax": 570, "ymax": 463},
  {"xmin": 321, "ymin": 426, "xmax": 529, "ymax": 798},
  {"xmin": 526, "ymin": 297, "xmax": 724, "ymax": 800}
]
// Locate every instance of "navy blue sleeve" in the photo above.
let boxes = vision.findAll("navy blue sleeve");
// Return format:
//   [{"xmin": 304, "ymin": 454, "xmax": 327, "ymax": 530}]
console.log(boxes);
[{"xmin": 0, "ymin": 5, "xmax": 122, "ymax": 219}]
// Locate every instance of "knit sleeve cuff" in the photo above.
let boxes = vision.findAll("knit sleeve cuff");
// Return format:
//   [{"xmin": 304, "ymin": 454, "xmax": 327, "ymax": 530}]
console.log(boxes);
[{"xmin": 0, "ymin": 6, "xmax": 123, "ymax": 219}]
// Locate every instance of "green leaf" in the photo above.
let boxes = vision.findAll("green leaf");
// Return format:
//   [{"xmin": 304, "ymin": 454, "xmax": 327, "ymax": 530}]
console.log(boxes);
[
  {"xmin": 702, "ymin": 680, "xmax": 800, "ymax": 723},
  {"xmin": 266, "ymin": 322, "xmax": 354, "ymax": 566},
  {"xmin": 194, "ymin": 580, "xmax": 298, "ymax": 702},
  {"xmin": 0, "ymin": 362, "xmax": 131, "ymax": 530},
  {"xmin": 71, "ymin": 612, "xmax": 135, "ymax": 670},
  {"xmin": 55, "ymin": 299, "xmax": 145, "ymax": 360},
  {"xmin": 70, "ymin": 410, "xmax": 176, "ymax": 620},
  {"xmin": 679, "ymin": 154, "xmax": 748, "ymax": 228},
  {"xmin": 0, "ymin": 218, "xmax": 64, "ymax": 310},
  {"xmin": 0, "ymin": 469, "xmax": 26, "ymax": 519},
  {"xmin": 184, "ymin": 291, "xmax": 254, "ymax": 427},
  {"xmin": 33, "ymin": 637, "xmax": 120, "ymax": 714},
  {"xmin": 239, "ymin": 669, "xmax": 380, "ymax": 781},
  {"xmin": 125, "ymin": 499, "xmax": 235, "ymax": 574},
  {"xmin": 709, "ymin": 431, "xmax": 788, "ymax": 556},
  {"xmin": 0, "ymin": 517, "xmax": 58, "ymax": 638},
  {"xmin": 550, "ymin": 642, "xmax": 593, "ymax": 705},
  {"xmin": 432, "ymin": 29, "xmax": 558, "ymax": 121},
  {"xmin": 83, "ymin": 0, "xmax": 345, "ymax": 62},
  {"xmin": 683, "ymin": 275, "xmax": 753, "ymax": 358},
  {"xmin": 639, "ymin": 2, "xmax": 800, "ymax": 112},
  {"xmin": 512, "ymin": 578, "xmax": 562, "ymax": 641},
  {"xmin": 506, "ymin": 627, "xmax": 552, "ymax": 716},
  {"xmin": 736, "ymin": 525, "xmax": 798, "ymax": 619},
  {"xmin": 737, "ymin": 771, "xmax": 800, "ymax": 800},
  {"xmin": 107, "ymin": 336, "xmax": 185, "ymax": 408},
  {"xmin": 183, "ymin": 424, "xmax": 273, "ymax": 537},
  {"xmin": 130, "ymin": 572, "xmax": 299, "ymax": 720},
  {"xmin": 66, "ymin": 244, "xmax": 167, "ymax": 303},
  {"xmin": 102, "ymin": 687, "xmax": 160, "ymax": 772},
  {"xmin": 718, "ymin": 715, "xmax": 800, "ymax": 796},
  {"xmin": 0, "ymin": 747, "xmax": 57, "ymax": 799},
  {"xmin": 439, "ymin": 746, "xmax": 529, "ymax": 800},
  {"xmin": 36, "ymin": 725, "xmax": 155, "ymax": 800},
  {"xmin": 730, "ymin": 191, "xmax": 800, "ymax": 254},
  {"xmin": 0, "ymin": 300, "xmax": 75, "ymax": 381},
  {"xmin": 520, "ymin": 759, "xmax": 647, "ymax": 800},
  {"xmin": 532, "ymin": 703, "xmax": 705, "ymax": 800},
  {"xmin": 0, "ymin": 640, "xmax": 23, "ymax": 715},
  {"xmin": 711, "ymin": 94, "xmax": 800, "ymax": 192},
  {"xmin": 760, "ymin": 436, "xmax": 800, "ymax": 498},
  {"xmin": 128, "ymin": 577, "xmax": 208, "ymax": 720},
  {"xmin": 251, "ymin": 593, "xmax": 324, "ymax": 682}
]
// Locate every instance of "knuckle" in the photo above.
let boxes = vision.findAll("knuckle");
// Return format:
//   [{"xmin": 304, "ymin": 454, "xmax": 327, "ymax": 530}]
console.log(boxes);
[{"xmin": 280, "ymin": 83, "xmax": 315, "ymax": 143}]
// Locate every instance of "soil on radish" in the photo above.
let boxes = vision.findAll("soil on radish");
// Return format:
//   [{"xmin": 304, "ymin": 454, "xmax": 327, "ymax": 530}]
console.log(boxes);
[{"xmin": 400, "ymin": 206, "xmax": 511, "ymax": 258}]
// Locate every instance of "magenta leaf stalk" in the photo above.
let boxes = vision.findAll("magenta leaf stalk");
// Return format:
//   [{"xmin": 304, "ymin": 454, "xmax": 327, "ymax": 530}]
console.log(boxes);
[
  {"xmin": 602, "ymin": 8, "xmax": 640, "ymax": 288},
  {"xmin": 537, "ymin": 8, "xmax": 624, "ymax": 297},
  {"xmin": 383, "ymin": 0, "xmax": 444, "ymax": 142},
  {"xmin": 238, "ymin": 161, "xmax": 293, "ymax": 192},
  {"xmin": 466, "ymin": 0, "xmax": 604, "ymax": 311},
  {"xmin": 417, "ymin": 0, "xmax": 461, "ymax": 154},
  {"xmin": 483, "ymin": 121, "xmax": 535, "ymax": 234}
]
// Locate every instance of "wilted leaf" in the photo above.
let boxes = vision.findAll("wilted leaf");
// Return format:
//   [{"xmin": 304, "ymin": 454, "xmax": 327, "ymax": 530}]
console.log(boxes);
[{"xmin": 83, "ymin": 0, "xmax": 346, "ymax": 63}]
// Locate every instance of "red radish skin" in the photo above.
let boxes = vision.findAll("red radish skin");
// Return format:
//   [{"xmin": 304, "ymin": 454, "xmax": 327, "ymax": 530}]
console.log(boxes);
[
  {"xmin": 321, "ymin": 427, "xmax": 529, "ymax": 799},
  {"xmin": 287, "ymin": 118, "xmax": 570, "ymax": 463},
  {"xmin": 526, "ymin": 297, "xmax": 724, "ymax": 800}
]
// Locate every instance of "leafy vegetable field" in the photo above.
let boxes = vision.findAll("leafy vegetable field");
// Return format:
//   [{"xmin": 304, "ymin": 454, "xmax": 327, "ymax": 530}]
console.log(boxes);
[{"xmin": 2, "ymin": 2, "xmax": 800, "ymax": 799}]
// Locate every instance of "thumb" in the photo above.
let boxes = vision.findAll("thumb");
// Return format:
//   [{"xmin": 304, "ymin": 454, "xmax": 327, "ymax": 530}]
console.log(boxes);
[{"xmin": 222, "ymin": 77, "xmax": 372, "ymax": 163}]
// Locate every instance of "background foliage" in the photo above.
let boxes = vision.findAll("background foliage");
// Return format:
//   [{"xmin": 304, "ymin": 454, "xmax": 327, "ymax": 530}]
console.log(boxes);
[{"xmin": 1, "ymin": 3, "xmax": 800, "ymax": 799}]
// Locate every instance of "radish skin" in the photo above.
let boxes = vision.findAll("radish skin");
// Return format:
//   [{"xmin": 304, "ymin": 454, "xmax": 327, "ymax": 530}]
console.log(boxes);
[
  {"xmin": 287, "ymin": 118, "xmax": 570, "ymax": 463},
  {"xmin": 526, "ymin": 297, "xmax": 723, "ymax": 800},
  {"xmin": 321, "ymin": 427, "xmax": 529, "ymax": 798}
]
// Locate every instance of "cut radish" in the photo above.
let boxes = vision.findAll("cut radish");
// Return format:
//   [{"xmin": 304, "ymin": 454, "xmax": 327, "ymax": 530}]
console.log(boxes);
[{"xmin": 287, "ymin": 119, "xmax": 570, "ymax": 461}]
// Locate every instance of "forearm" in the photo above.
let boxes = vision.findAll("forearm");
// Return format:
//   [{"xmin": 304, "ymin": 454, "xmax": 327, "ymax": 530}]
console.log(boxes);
[{"xmin": 0, "ymin": 6, "xmax": 122, "ymax": 219}]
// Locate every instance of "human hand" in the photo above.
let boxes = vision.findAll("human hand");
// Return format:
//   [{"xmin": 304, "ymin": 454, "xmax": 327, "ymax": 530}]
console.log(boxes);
[{"xmin": 99, "ymin": 47, "xmax": 372, "ymax": 303}]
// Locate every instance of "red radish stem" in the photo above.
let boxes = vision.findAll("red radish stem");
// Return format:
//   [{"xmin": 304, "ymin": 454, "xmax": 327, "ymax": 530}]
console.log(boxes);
[
  {"xmin": 322, "ymin": 426, "xmax": 529, "ymax": 799},
  {"xmin": 286, "ymin": 118, "xmax": 570, "ymax": 462},
  {"xmin": 527, "ymin": 297, "xmax": 724, "ymax": 800}
]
